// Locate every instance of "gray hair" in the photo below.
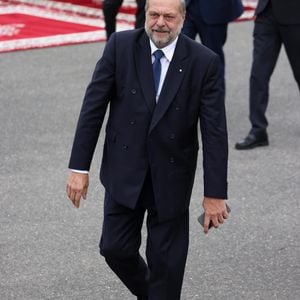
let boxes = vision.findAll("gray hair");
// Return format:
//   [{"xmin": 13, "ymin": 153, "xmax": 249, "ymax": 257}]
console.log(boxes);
[{"xmin": 145, "ymin": 0, "xmax": 186, "ymax": 15}]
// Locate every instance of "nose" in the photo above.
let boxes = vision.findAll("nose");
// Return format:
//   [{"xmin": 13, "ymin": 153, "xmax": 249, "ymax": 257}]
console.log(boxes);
[{"xmin": 156, "ymin": 15, "xmax": 165, "ymax": 26}]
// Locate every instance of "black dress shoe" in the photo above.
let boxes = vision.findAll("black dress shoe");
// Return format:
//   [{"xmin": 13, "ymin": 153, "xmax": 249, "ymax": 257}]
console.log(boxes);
[
  {"xmin": 235, "ymin": 133, "xmax": 269, "ymax": 150},
  {"xmin": 137, "ymin": 297, "xmax": 148, "ymax": 300}
]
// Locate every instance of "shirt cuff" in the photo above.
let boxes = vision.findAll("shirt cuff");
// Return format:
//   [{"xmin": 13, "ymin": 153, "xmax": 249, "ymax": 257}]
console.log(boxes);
[{"xmin": 71, "ymin": 169, "xmax": 89, "ymax": 174}]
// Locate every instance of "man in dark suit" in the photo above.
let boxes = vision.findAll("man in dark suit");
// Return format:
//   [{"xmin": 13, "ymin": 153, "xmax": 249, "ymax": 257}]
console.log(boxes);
[
  {"xmin": 103, "ymin": 0, "xmax": 146, "ymax": 39},
  {"xmin": 236, "ymin": 0, "xmax": 300, "ymax": 150},
  {"xmin": 66, "ymin": 0, "xmax": 229, "ymax": 299},
  {"xmin": 182, "ymin": 0, "xmax": 244, "ymax": 79}
]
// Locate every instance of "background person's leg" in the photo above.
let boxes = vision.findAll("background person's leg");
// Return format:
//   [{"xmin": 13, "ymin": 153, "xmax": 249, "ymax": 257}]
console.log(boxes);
[
  {"xmin": 249, "ymin": 11, "xmax": 281, "ymax": 135},
  {"xmin": 103, "ymin": 0, "xmax": 123, "ymax": 39},
  {"xmin": 135, "ymin": 0, "xmax": 146, "ymax": 28},
  {"xmin": 280, "ymin": 24, "xmax": 300, "ymax": 91}
]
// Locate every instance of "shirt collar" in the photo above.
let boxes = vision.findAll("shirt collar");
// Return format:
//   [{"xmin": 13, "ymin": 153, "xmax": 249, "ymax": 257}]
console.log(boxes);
[{"xmin": 149, "ymin": 37, "xmax": 178, "ymax": 62}]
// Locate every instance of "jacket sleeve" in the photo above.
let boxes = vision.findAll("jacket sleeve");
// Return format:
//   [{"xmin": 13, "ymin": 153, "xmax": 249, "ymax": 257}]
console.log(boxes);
[
  {"xmin": 68, "ymin": 34, "xmax": 117, "ymax": 171},
  {"xmin": 199, "ymin": 55, "xmax": 228, "ymax": 199}
]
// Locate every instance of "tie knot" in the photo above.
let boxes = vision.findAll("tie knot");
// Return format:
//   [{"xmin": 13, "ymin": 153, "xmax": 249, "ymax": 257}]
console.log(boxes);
[{"xmin": 153, "ymin": 49, "xmax": 164, "ymax": 60}]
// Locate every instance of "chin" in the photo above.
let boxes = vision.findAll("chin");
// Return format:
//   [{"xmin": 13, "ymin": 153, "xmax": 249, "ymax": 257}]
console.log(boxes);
[{"xmin": 154, "ymin": 37, "xmax": 170, "ymax": 47}]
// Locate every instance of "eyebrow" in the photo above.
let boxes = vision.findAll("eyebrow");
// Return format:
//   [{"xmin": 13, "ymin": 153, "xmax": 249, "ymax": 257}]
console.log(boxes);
[{"xmin": 148, "ymin": 11, "xmax": 177, "ymax": 16}]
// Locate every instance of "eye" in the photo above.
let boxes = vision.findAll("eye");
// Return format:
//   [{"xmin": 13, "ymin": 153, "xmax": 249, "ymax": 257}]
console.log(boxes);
[
  {"xmin": 164, "ymin": 15, "xmax": 176, "ymax": 21},
  {"xmin": 149, "ymin": 12, "xmax": 159, "ymax": 19}
]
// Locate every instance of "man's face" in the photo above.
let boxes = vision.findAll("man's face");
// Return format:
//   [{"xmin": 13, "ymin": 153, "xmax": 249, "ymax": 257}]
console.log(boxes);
[{"xmin": 145, "ymin": 0, "xmax": 185, "ymax": 48}]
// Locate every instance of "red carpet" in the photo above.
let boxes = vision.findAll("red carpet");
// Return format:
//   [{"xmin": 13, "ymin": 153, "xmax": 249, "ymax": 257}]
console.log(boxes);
[{"xmin": 0, "ymin": 0, "xmax": 257, "ymax": 53}]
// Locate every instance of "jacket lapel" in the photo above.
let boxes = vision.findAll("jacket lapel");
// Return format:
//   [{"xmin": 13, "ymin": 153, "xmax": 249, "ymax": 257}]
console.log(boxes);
[
  {"xmin": 134, "ymin": 32, "xmax": 156, "ymax": 114},
  {"xmin": 149, "ymin": 35, "xmax": 188, "ymax": 133}
]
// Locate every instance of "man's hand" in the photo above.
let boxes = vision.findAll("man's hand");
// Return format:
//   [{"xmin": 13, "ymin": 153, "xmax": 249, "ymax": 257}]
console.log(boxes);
[
  {"xmin": 202, "ymin": 197, "xmax": 229, "ymax": 234},
  {"xmin": 66, "ymin": 172, "xmax": 89, "ymax": 208}
]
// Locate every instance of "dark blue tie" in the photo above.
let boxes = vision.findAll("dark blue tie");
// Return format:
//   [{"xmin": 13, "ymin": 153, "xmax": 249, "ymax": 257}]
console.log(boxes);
[{"xmin": 152, "ymin": 50, "xmax": 164, "ymax": 94}]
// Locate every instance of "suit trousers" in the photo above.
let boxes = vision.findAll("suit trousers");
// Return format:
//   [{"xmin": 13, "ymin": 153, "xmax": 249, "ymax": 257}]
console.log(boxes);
[
  {"xmin": 182, "ymin": 1, "xmax": 227, "ymax": 81},
  {"xmin": 103, "ymin": 0, "xmax": 146, "ymax": 39},
  {"xmin": 99, "ymin": 172, "xmax": 189, "ymax": 299},
  {"xmin": 249, "ymin": 4, "xmax": 300, "ymax": 135}
]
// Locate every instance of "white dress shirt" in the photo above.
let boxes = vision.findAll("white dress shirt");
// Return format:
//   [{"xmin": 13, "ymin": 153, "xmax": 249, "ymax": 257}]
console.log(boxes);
[{"xmin": 149, "ymin": 37, "xmax": 178, "ymax": 101}]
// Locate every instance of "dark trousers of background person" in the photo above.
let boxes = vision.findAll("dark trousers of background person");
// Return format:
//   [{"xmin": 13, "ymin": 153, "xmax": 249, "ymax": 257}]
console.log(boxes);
[
  {"xmin": 99, "ymin": 172, "xmax": 189, "ymax": 300},
  {"xmin": 182, "ymin": 0, "xmax": 227, "ymax": 81},
  {"xmin": 103, "ymin": 0, "xmax": 146, "ymax": 40},
  {"xmin": 249, "ymin": 3, "xmax": 300, "ymax": 136}
]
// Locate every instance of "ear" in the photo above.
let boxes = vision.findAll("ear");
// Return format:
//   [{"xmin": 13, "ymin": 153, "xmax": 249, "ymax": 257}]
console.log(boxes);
[{"xmin": 182, "ymin": 12, "xmax": 186, "ymax": 22}]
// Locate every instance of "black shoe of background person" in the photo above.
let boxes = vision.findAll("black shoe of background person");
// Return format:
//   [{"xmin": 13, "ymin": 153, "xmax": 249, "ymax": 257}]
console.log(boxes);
[
  {"xmin": 235, "ymin": 132, "xmax": 269, "ymax": 150},
  {"xmin": 137, "ymin": 297, "xmax": 148, "ymax": 300}
]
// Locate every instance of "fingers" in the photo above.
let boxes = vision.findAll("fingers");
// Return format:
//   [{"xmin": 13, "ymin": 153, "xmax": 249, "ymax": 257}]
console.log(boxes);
[
  {"xmin": 203, "ymin": 214, "xmax": 211, "ymax": 234},
  {"xmin": 202, "ymin": 200, "xmax": 230, "ymax": 234},
  {"xmin": 82, "ymin": 186, "xmax": 88, "ymax": 200},
  {"xmin": 223, "ymin": 209, "xmax": 229, "ymax": 220},
  {"xmin": 203, "ymin": 213, "xmax": 221, "ymax": 233},
  {"xmin": 211, "ymin": 215, "xmax": 220, "ymax": 229},
  {"xmin": 66, "ymin": 172, "xmax": 89, "ymax": 208},
  {"xmin": 74, "ymin": 191, "xmax": 82, "ymax": 208},
  {"xmin": 218, "ymin": 214, "xmax": 225, "ymax": 223},
  {"xmin": 67, "ymin": 187, "xmax": 82, "ymax": 208}
]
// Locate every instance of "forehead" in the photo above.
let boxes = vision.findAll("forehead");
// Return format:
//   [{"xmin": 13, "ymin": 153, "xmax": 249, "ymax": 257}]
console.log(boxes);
[{"xmin": 147, "ymin": 0, "xmax": 181, "ymax": 14}]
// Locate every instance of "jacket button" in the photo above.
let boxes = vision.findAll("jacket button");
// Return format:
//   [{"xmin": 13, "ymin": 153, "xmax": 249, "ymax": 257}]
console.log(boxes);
[
  {"xmin": 131, "ymin": 89, "xmax": 137, "ymax": 94},
  {"xmin": 175, "ymin": 107, "xmax": 180, "ymax": 111},
  {"xmin": 122, "ymin": 145, "xmax": 128, "ymax": 150},
  {"xmin": 169, "ymin": 157, "xmax": 175, "ymax": 163},
  {"xmin": 170, "ymin": 133, "xmax": 175, "ymax": 140},
  {"xmin": 130, "ymin": 120, "xmax": 136, "ymax": 125}
]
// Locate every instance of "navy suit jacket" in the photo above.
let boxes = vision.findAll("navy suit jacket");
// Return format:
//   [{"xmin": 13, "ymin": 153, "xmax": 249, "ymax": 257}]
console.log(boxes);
[
  {"xmin": 256, "ymin": 0, "xmax": 300, "ymax": 24},
  {"xmin": 186, "ymin": 0, "xmax": 244, "ymax": 24},
  {"xmin": 69, "ymin": 29, "xmax": 228, "ymax": 221}
]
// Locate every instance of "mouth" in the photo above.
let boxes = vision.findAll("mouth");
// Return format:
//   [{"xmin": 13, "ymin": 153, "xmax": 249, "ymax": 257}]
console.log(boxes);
[{"xmin": 153, "ymin": 29, "xmax": 169, "ymax": 34}]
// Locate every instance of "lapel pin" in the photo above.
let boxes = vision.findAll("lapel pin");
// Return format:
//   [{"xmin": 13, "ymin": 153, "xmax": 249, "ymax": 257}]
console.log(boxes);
[{"xmin": 179, "ymin": 69, "xmax": 183, "ymax": 73}]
